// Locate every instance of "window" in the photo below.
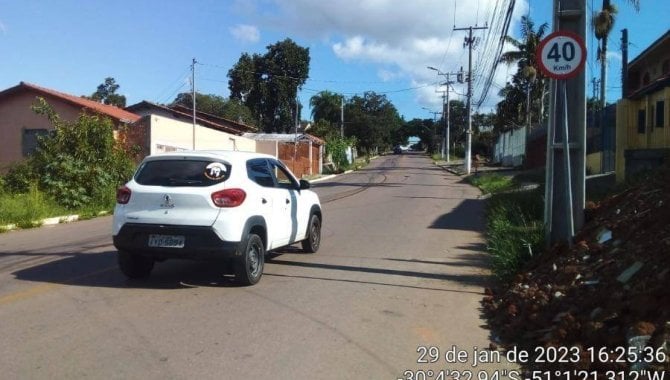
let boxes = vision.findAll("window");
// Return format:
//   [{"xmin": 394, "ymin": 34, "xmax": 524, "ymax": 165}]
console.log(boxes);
[
  {"xmin": 656, "ymin": 100, "xmax": 665, "ymax": 128},
  {"xmin": 247, "ymin": 159, "xmax": 275, "ymax": 187},
  {"xmin": 637, "ymin": 109, "xmax": 646, "ymax": 134},
  {"xmin": 135, "ymin": 159, "xmax": 230, "ymax": 187},
  {"xmin": 269, "ymin": 160, "xmax": 298, "ymax": 190},
  {"xmin": 22, "ymin": 128, "xmax": 49, "ymax": 156}
]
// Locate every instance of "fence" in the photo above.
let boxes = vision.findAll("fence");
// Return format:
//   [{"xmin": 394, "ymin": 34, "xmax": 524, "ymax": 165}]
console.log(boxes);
[{"xmin": 493, "ymin": 126, "xmax": 527, "ymax": 167}]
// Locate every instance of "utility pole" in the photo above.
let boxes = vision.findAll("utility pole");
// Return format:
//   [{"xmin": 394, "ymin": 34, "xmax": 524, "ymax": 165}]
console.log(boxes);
[
  {"xmin": 427, "ymin": 67, "xmax": 459, "ymax": 162},
  {"xmin": 340, "ymin": 96, "xmax": 344, "ymax": 138},
  {"xmin": 591, "ymin": 77, "xmax": 600, "ymax": 100},
  {"xmin": 191, "ymin": 57, "xmax": 197, "ymax": 150},
  {"xmin": 454, "ymin": 25, "xmax": 488, "ymax": 174},
  {"xmin": 544, "ymin": 0, "xmax": 587, "ymax": 246},
  {"xmin": 621, "ymin": 28, "xmax": 629, "ymax": 99}
]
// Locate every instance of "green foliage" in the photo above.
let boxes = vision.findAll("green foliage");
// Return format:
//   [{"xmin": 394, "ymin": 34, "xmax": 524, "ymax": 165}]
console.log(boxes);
[
  {"xmin": 484, "ymin": 187, "xmax": 544, "ymax": 282},
  {"xmin": 345, "ymin": 91, "xmax": 402, "ymax": 154},
  {"xmin": 310, "ymin": 91, "xmax": 343, "ymax": 124},
  {"xmin": 89, "ymin": 77, "xmax": 126, "ymax": 107},
  {"xmin": 172, "ymin": 92, "xmax": 257, "ymax": 126},
  {"xmin": 4, "ymin": 160, "xmax": 36, "ymax": 193},
  {"xmin": 326, "ymin": 136, "xmax": 356, "ymax": 172},
  {"xmin": 7, "ymin": 97, "xmax": 136, "ymax": 209},
  {"xmin": 468, "ymin": 173, "xmax": 515, "ymax": 194},
  {"xmin": 0, "ymin": 184, "xmax": 68, "ymax": 228},
  {"xmin": 228, "ymin": 39, "xmax": 310, "ymax": 133}
]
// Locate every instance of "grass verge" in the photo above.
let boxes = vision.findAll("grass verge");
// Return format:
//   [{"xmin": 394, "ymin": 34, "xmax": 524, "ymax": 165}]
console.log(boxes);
[
  {"xmin": 470, "ymin": 173, "xmax": 545, "ymax": 282},
  {"xmin": 468, "ymin": 173, "xmax": 515, "ymax": 194},
  {"xmin": 0, "ymin": 186, "xmax": 113, "ymax": 232}
]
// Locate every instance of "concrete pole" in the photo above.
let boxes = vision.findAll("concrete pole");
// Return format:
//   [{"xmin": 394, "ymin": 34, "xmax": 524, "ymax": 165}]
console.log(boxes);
[{"xmin": 544, "ymin": 0, "xmax": 587, "ymax": 246}]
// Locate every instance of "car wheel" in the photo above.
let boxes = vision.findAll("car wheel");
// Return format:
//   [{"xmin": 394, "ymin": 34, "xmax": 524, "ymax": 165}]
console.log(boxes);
[
  {"xmin": 301, "ymin": 214, "xmax": 321, "ymax": 253},
  {"xmin": 235, "ymin": 234, "xmax": 265, "ymax": 285},
  {"xmin": 118, "ymin": 251, "xmax": 154, "ymax": 279}
]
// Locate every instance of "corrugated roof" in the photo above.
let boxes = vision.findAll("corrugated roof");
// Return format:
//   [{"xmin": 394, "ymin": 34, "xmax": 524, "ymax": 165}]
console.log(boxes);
[
  {"xmin": 243, "ymin": 133, "xmax": 325, "ymax": 145},
  {"xmin": 125, "ymin": 100, "xmax": 248, "ymax": 135},
  {"xmin": 0, "ymin": 82, "xmax": 141, "ymax": 123}
]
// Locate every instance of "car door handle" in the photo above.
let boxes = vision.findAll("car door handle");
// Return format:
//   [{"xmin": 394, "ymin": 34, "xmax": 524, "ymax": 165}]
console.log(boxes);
[{"xmin": 262, "ymin": 198, "xmax": 267, "ymax": 204}]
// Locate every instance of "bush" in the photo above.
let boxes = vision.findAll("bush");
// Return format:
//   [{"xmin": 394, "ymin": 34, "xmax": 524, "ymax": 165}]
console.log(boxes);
[{"xmin": 21, "ymin": 97, "xmax": 136, "ymax": 209}]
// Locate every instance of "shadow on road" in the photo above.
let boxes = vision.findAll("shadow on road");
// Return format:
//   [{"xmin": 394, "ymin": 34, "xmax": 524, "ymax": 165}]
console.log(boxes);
[
  {"xmin": 429, "ymin": 199, "xmax": 484, "ymax": 231},
  {"xmin": 265, "ymin": 258, "xmax": 490, "ymax": 288},
  {"xmin": 10, "ymin": 250, "xmax": 244, "ymax": 290}
]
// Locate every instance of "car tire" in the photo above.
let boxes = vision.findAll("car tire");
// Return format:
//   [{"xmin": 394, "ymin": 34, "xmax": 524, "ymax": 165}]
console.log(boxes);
[
  {"xmin": 234, "ymin": 233, "xmax": 265, "ymax": 286},
  {"xmin": 301, "ymin": 214, "xmax": 321, "ymax": 253},
  {"xmin": 118, "ymin": 251, "xmax": 154, "ymax": 279}
]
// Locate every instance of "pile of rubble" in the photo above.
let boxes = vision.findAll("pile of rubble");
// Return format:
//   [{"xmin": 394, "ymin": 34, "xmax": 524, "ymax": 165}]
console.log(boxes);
[{"xmin": 484, "ymin": 166, "xmax": 670, "ymax": 372}]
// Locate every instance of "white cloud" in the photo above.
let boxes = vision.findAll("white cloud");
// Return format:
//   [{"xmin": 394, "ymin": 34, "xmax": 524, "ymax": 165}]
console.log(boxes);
[
  {"xmin": 230, "ymin": 24, "xmax": 260, "ymax": 43},
  {"xmin": 0, "ymin": 21, "xmax": 7, "ymax": 34},
  {"xmin": 244, "ymin": 0, "xmax": 530, "ymax": 114}
]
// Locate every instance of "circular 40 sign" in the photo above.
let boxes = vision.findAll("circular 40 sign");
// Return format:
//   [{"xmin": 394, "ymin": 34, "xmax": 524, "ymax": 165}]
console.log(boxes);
[{"xmin": 536, "ymin": 30, "xmax": 586, "ymax": 80}]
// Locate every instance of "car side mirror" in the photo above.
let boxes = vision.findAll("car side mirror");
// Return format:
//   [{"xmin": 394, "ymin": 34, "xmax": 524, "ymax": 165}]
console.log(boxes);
[{"xmin": 299, "ymin": 179, "xmax": 311, "ymax": 190}]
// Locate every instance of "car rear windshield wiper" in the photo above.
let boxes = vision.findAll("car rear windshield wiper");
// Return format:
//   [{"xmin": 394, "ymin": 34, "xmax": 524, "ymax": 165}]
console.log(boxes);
[{"xmin": 166, "ymin": 178, "xmax": 203, "ymax": 186}]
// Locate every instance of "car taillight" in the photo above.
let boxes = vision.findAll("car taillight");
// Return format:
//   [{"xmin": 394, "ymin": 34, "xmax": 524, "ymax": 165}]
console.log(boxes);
[
  {"xmin": 212, "ymin": 188, "xmax": 246, "ymax": 207},
  {"xmin": 116, "ymin": 186, "xmax": 131, "ymax": 204}
]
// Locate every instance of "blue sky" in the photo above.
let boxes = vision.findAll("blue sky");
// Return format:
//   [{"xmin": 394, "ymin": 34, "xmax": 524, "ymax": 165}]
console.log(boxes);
[{"xmin": 1, "ymin": 0, "xmax": 668, "ymax": 122}]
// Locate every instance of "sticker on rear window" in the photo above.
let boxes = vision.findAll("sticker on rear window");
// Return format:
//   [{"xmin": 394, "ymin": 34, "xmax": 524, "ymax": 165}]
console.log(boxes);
[{"xmin": 204, "ymin": 162, "xmax": 227, "ymax": 180}]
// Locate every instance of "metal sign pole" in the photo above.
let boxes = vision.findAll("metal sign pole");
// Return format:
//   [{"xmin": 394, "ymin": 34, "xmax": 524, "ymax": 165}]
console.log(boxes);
[{"xmin": 561, "ymin": 81, "xmax": 575, "ymax": 244}]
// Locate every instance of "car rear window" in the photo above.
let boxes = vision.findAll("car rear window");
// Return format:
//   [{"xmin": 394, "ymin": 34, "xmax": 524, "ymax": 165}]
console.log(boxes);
[{"xmin": 134, "ymin": 159, "xmax": 232, "ymax": 187}]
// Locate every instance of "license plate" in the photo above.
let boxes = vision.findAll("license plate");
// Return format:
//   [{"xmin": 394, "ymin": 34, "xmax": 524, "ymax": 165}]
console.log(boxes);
[{"xmin": 148, "ymin": 234, "xmax": 185, "ymax": 248}]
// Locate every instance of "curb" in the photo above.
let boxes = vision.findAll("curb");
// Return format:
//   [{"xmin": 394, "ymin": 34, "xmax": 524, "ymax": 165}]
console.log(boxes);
[{"xmin": 0, "ymin": 211, "xmax": 108, "ymax": 232}]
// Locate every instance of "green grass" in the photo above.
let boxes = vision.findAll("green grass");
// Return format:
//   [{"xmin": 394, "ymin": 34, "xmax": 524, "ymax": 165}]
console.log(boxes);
[
  {"xmin": 469, "ymin": 172, "xmax": 545, "ymax": 282},
  {"xmin": 0, "ymin": 186, "xmax": 114, "ymax": 232},
  {"xmin": 485, "ymin": 188, "xmax": 544, "ymax": 281},
  {"xmin": 468, "ymin": 173, "xmax": 516, "ymax": 194}
]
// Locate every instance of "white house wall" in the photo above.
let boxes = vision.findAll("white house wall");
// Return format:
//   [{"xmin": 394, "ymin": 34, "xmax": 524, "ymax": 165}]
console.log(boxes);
[{"xmin": 148, "ymin": 114, "xmax": 256, "ymax": 154}]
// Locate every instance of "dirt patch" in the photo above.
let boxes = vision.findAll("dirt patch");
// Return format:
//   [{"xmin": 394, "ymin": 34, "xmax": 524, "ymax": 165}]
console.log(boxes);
[{"xmin": 484, "ymin": 166, "xmax": 670, "ymax": 373}]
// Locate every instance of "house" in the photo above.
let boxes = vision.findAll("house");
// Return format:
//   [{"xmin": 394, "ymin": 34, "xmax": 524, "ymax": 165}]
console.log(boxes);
[
  {"xmin": 125, "ymin": 101, "xmax": 257, "ymax": 156},
  {"xmin": 616, "ymin": 29, "xmax": 670, "ymax": 181},
  {"xmin": 243, "ymin": 133, "xmax": 324, "ymax": 177},
  {"xmin": 0, "ymin": 82, "xmax": 141, "ymax": 171}
]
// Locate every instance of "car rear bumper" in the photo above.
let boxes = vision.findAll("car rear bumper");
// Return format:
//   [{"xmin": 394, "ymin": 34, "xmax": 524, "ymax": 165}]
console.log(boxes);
[{"xmin": 113, "ymin": 223, "xmax": 240, "ymax": 260}]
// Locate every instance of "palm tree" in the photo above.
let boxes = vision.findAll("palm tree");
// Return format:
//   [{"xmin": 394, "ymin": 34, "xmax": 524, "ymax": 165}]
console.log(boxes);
[
  {"xmin": 500, "ymin": 16, "xmax": 549, "ymax": 129},
  {"xmin": 309, "ymin": 91, "xmax": 343, "ymax": 124},
  {"xmin": 593, "ymin": 0, "xmax": 640, "ymax": 108}
]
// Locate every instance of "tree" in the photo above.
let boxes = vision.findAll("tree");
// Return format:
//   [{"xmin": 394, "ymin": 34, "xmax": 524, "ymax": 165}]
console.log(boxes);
[
  {"xmin": 172, "ymin": 92, "xmax": 257, "ymax": 126},
  {"xmin": 344, "ymin": 92, "xmax": 402, "ymax": 154},
  {"xmin": 499, "ymin": 16, "xmax": 549, "ymax": 127},
  {"xmin": 310, "ymin": 91, "xmax": 343, "ymax": 125},
  {"xmin": 593, "ymin": 0, "xmax": 640, "ymax": 108},
  {"xmin": 4, "ymin": 98, "xmax": 135, "ymax": 208},
  {"xmin": 90, "ymin": 77, "xmax": 126, "ymax": 108},
  {"xmin": 228, "ymin": 39, "xmax": 310, "ymax": 133}
]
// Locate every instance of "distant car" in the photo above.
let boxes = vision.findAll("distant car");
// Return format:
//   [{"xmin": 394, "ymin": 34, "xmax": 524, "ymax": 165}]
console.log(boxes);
[
  {"xmin": 393, "ymin": 145, "xmax": 403, "ymax": 154},
  {"xmin": 112, "ymin": 150, "xmax": 322, "ymax": 285}
]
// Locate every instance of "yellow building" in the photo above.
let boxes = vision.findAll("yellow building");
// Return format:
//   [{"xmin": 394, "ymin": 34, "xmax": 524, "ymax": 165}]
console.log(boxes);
[{"xmin": 616, "ymin": 30, "xmax": 670, "ymax": 182}]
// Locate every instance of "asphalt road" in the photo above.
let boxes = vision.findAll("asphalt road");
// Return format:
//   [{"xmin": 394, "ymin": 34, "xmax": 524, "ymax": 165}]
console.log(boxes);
[{"xmin": 0, "ymin": 152, "xmax": 514, "ymax": 379}]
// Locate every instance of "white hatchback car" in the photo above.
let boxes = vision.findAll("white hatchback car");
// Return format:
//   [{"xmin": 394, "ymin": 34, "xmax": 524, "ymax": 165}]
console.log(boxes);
[{"xmin": 112, "ymin": 150, "xmax": 322, "ymax": 285}]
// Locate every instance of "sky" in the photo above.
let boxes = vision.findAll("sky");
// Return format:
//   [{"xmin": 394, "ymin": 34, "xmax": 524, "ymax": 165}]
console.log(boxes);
[{"xmin": 1, "ymin": 0, "xmax": 668, "ymax": 123}]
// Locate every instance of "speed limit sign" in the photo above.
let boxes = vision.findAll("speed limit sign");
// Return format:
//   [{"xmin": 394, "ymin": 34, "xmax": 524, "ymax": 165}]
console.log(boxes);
[{"xmin": 536, "ymin": 30, "xmax": 586, "ymax": 80}]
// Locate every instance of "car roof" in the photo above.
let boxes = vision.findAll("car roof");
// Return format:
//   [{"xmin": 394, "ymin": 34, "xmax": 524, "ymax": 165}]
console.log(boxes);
[{"xmin": 142, "ymin": 150, "xmax": 276, "ymax": 164}]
